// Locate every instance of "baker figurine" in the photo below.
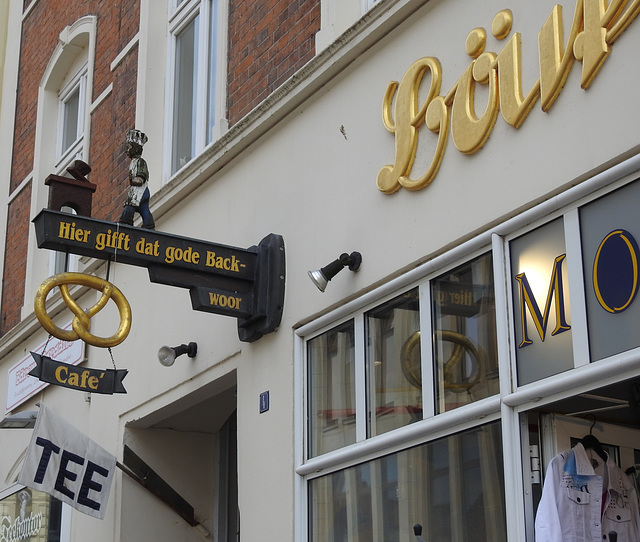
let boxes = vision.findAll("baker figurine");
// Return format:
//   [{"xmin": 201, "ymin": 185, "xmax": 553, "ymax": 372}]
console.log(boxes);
[{"xmin": 119, "ymin": 129, "xmax": 155, "ymax": 229}]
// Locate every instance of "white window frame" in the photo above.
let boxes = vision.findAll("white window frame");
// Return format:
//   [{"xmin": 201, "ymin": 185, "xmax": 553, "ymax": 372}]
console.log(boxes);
[
  {"xmin": 21, "ymin": 15, "xmax": 96, "ymax": 321},
  {"xmin": 165, "ymin": 0, "xmax": 227, "ymax": 179},
  {"xmin": 55, "ymin": 64, "xmax": 87, "ymax": 172},
  {"xmin": 51, "ymin": 62, "xmax": 88, "ymax": 274}
]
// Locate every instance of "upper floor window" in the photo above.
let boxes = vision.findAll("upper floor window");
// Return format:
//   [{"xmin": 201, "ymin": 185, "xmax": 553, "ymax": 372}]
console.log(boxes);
[
  {"xmin": 56, "ymin": 65, "xmax": 87, "ymax": 172},
  {"xmin": 168, "ymin": 0, "xmax": 223, "ymax": 175}
]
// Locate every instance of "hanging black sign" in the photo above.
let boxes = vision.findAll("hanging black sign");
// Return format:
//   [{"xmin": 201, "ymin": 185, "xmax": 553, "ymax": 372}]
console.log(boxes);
[
  {"xmin": 33, "ymin": 209, "xmax": 285, "ymax": 342},
  {"xmin": 29, "ymin": 353, "xmax": 128, "ymax": 394}
]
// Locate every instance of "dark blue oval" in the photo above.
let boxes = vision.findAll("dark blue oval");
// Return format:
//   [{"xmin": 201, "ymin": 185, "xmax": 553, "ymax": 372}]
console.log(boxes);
[{"xmin": 593, "ymin": 229, "xmax": 640, "ymax": 313}]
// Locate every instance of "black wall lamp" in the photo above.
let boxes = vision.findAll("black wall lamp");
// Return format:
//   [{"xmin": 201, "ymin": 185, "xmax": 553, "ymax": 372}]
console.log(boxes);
[
  {"xmin": 158, "ymin": 342, "xmax": 198, "ymax": 367},
  {"xmin": 308, "ymin": 252, "xmax": 362, "ymax": 292}
]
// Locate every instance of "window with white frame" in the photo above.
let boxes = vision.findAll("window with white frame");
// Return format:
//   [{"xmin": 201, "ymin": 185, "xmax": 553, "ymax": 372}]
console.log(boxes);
[
  {"xmin": 56, "ymin": 66, "xmax": 87, "ymax": 172},
  {"xmin": 306, "ymin": 254, "xmax": 499, "ymax": 460},
  {"xmin": 50, "ymin": 65, "xmax": 87, "ymax": 274},
  {"xmin": 50, "ymin": 63, "xmax": 88, "ymax": 274},
  {"xmin": 168, "ymin": 0, "xmax": 223, "ymax": 175},
  {"xmin": 302, "ymin": 251, "xmax": 504, "ymax": 541}
]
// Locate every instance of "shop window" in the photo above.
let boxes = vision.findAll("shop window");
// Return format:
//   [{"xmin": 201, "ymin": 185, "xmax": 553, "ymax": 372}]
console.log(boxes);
[
  {"xmin": 168, "ymin": 0, "xmax": 224, "ymax": 175},
  {"xmin": 308, "ymin": 421, "xmax": 506, "ymax": 542},
  {"xmin": 366, "ymin": 289, "xmax": 421, "ymax": 437},
  {"xmin": 308, "ymin": 321, "xmax": 356, "ymax": 457},
  {"xmin": 579, "ymin": 179, "xmax": 640, "ymax": 361},
  {"xmin": 431, "ymin": 253, "xmax": 498, "ymax": 413},
  {"xmin": 305, "ymin": 259, "xmax": 501, "ymax": 458},
  {"xmin": 0, "ymin": 487, "xmax": 65, "ymax": 541},
  {"xmin": 510, "ymin": 218, "xmax": 573, "ymax": 385}
]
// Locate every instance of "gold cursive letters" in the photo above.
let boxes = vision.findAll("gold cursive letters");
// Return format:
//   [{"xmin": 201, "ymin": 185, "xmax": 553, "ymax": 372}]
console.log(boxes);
[{"xmin": 379, "ymin": 1, "xmax": 640, "ymax": 193}]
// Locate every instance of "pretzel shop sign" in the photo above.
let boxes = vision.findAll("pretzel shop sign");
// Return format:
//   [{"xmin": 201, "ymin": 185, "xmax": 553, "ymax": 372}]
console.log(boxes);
[{"xmin": 33, "ymin": 209, "xmax": 285, "ymax": 342}]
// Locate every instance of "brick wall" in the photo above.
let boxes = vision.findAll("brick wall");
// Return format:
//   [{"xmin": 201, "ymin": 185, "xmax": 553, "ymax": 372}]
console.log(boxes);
[
  {"xmin": 1, "ymin": 186, "xmax": 31, "ymax": 333},
  {"xmin": 1, "ymin": 0, "xmax": 139, "ymax": 335},
  {"xmin": 227, "ymin": 0, "xmax": 321, "ymax": 125}
]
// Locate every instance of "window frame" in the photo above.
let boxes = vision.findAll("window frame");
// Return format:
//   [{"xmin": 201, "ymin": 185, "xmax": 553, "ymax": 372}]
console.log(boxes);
[
  {"xmin": 165, "ymin": 0, "xmax": 226, "ymax": 179},
  {"xmin": 55, "ymin": 64, "xmax": 87, "ymax": 172},
  {"xmin": 300, "ymin": 244, "xmax": 498, "ymax": 465}
]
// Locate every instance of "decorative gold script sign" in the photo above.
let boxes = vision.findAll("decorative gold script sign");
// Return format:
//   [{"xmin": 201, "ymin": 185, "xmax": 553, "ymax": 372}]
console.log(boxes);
[{"xmin": 378, "ymin": 1, "xmax": 640, "ymax": 194}]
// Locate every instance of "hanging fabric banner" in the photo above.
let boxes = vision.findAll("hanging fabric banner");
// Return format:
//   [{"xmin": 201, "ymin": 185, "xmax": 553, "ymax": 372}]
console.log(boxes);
[{"xmin": 18, "ymin": 406, "xmax": 117, "ymax": 519}]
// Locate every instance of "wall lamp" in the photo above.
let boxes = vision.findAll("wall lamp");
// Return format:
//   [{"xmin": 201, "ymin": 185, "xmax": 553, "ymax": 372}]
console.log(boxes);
[
  {"xmin": 158, "ymin": 342, "xmax": 198, "ymax": 367},
  {"xmin": 308, "ymin": 251, "xmax": 362, "ymax": 292},
  {"xmin": 0, "ymin": 410, "xmax": 38, "ymax": 429}
]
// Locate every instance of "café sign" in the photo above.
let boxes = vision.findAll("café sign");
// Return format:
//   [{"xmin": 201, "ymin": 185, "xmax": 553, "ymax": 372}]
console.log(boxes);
[
  {"xmin": 378, "ymin": 0, "xmax": 640, "ymax": 193},
  {"xmin": 28, "ymin": 353, "xmax": 128, "ymax": 395}
]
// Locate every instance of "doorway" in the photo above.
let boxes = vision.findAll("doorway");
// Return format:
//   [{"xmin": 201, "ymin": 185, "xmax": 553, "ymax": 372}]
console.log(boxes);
[{"xmin": 524, "ymin": 378, "xmax": 640, "ymax": 540}]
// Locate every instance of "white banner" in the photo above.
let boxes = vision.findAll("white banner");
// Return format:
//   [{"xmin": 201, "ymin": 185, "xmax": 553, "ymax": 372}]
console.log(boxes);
[{"xmin": 18, "ymin": 406, "xmax": 116, "ymax": 519}]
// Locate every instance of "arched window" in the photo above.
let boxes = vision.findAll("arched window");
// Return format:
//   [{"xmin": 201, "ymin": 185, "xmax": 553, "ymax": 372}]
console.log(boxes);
[{"xmin": 34, "ymin": 17, "xmax": 95, "ymax": 276}]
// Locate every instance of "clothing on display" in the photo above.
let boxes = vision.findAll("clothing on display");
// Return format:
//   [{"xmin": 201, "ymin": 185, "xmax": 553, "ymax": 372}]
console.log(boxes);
[{"xmin": 535, "ymin": 441, "xmax": 640, "ymax": 541}]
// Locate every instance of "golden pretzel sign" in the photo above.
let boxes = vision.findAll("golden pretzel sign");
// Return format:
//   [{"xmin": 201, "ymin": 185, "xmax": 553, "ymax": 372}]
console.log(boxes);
[{"xmin": 34, "ymin": 272, "xmax": 132, "ymax": 348}]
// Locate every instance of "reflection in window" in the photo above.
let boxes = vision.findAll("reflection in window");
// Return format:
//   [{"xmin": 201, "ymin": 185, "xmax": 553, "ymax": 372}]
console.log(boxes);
[
  {"xmin": 0, "ymin": 488, "xmax": 62, "ymax": 541},
  {"xmin": 431, "ymin": 253, "xmax": 498, "ymax": 413},
  {"xmin": 309, "ymin": 422, "xmax": 506, "ymax": 542},
  {"xmin": 308, "ymin": 321, "xmax": 356, "ymax": 457},
  {"xmin": 366, "ymin": 288, "xmax": 421, "ymax": 437}
]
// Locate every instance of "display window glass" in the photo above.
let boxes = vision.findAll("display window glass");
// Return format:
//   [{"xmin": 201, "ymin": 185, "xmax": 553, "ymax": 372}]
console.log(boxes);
[
  {"xmin": 579, "ymin": 179, "xmax": 640, "ymax": 361},
  {"xmin": 0, "ymin": 487, "xmax": 62, "ymax": 542},
  {"xmin": 365, "ymin": 289, "xmax": 421, "ymax": 437},
  {"xmin": 308, "ymin": 421, "xmax": 506, "ymax": 542},
  {"xmin": 510, "ymin": 218, "xmax": 573, "ymax": 385},
  {"xmin": 308, "ymin": 321, "xmax": 357, "ymax": 457},
  {"xmin": 431, "ymin": 253, "xmax": 498, "ymax": 413}
]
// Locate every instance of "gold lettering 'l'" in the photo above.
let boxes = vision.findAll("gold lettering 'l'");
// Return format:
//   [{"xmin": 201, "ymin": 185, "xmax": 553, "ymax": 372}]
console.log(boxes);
[{"xmin": 378, "ymin": 1, "xmax": 640, "ymax": 193}]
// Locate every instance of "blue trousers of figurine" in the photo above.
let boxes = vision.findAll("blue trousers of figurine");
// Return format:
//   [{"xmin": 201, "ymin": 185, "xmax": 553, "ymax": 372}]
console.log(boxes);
[{"xmin": 119, "ymin": 187, "xmax": 155, "ymax": 229}]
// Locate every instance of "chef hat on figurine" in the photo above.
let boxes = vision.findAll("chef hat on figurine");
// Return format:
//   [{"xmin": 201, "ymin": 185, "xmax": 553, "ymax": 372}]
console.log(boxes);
[{"xmin": 126, "ymin": 129, "xmax": 148, "ymax": 147}]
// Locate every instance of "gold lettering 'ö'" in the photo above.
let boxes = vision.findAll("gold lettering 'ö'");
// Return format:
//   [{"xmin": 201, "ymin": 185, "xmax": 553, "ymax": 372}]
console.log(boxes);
[{"xmin": 378, "ymin": 1, "xmax": 640, "ymax": 194}]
